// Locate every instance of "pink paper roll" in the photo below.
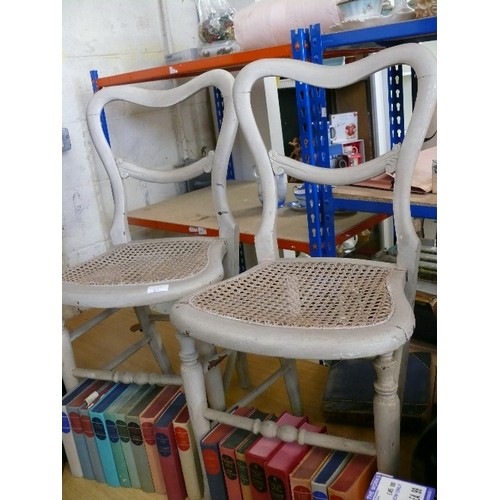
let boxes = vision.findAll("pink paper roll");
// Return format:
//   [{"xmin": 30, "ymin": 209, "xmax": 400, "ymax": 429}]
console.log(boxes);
[{"xmin": 234, "ymin": 0, "xmax": 340, "ymax": 50}]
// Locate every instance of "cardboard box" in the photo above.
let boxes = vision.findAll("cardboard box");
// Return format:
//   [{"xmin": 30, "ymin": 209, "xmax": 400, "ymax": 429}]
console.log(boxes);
[{"xmin": 329, "ymin": 112, "xmax": 358, "ymax": 142}]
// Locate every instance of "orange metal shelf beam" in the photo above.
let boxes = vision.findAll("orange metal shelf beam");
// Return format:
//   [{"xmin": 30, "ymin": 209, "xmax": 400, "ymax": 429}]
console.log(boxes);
[
  {"xmin": 96, "ymin": 45, "xmax": 379, "ymax": 89},
  {"xmin": 97, "ymin": 44, "xmax": 291, "ymax": 88}
]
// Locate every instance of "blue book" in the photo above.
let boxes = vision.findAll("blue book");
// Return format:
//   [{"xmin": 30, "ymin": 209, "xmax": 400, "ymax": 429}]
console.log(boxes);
[
  {"xmin": 78, "ymin": 381, "xmax": 115, "ymax": 483},
  {"xmin": 66, "ymin": 379, "xmax": 110, "ymax": 480},
  {"xmin": 201, "ymin": 406, "xmax": 254, "ymax": 500},
  {"xmin": 103, "ymin": 384, "xmax": 145, "ymax": 488},
  {"xmin": 89, "ymin": 383, "xmax": 130, "ymax": 487},
  {"xmin": 310, "ymin": 450, "xmax": 351, "ymax": 500},
  {"xmin": 62, "ymin": 378, "xmax": 95, "ymax": 477}
]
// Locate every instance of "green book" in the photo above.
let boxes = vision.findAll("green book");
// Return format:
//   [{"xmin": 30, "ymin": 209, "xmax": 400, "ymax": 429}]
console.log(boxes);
[{"xmin": 125, "ymin": 385, "xmax": 163, "ymax": 493}]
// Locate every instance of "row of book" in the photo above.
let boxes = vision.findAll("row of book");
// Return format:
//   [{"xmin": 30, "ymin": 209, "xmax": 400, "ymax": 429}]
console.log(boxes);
[{"xmin": 62, "ymin": 379, "xmax": 435, "ymax": 499}]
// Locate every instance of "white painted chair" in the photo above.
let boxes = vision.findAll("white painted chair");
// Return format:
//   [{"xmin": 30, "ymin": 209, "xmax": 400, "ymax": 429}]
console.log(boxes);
[
  {"xmin": 62, "ymin": 69, "xmax": 244, "ymax": 399},
  {"xmin": 170, "ymin": 43, "xmax": 437, "ymax": 494}
]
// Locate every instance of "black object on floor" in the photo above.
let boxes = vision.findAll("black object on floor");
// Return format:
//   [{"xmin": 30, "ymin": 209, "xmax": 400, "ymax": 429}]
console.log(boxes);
[
  {"xmin": 321, "ymin": 352, "xmax": 433, "ymax": 430},
  {"xmin": 411, "ymin": 418, "xmax": 437, "ymax": 491}
]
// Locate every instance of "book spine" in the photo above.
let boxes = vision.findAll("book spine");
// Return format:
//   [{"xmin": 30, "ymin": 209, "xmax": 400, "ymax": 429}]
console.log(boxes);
[
  {"xmin": 80, "ymin": 410, "xmax": 106, "ymax": 483},
  {"xmin": 247, "ymin": 413, "xmax": 307, "ymax": 500},
  {"xmin": 289, "ymin": 447, "xmax": 331, "ymax": 500},
  {"xmin": 91, "ymin": 413, "xmax": 121, "ymax": 486},
  {"xmin": 201, "ymin": 407, "xmax": 252, "ymax": 500},
  {"xmin": 68, "ymin": 410, "xmax": 94, "ymax": 480},
  {"xmin": 249, "ymin": 460, "xmax": 269, "ymax": 500},
  {"xmin": 116, "ymin": 417, "xmax": 141, "ymax": 489},
  {"xmin": 105, "ymin": 416, "xmax": 131, "ymax": 487},
  {"xmin": 156, "ymin": 422, "xmax": 187, "ymax": 500},
  {"xmin": 142, "ymin": 420, "xmax": 166, "ymax": 494},
  {"xmin": 61, "ymin": 378, "xmax": 95, "ymax": 478},
  {"xmin": 62, "ymin": 407, "xmax": 83, "ymax": 477},
  {"xmin": 128, "ymin": 418, "xmax": 155, "ymax": 493},
  {"xmin": 236, "ymin": 444, "xmax": 256, "ymax": 500},
  {"xmin": 221, "ymin": 444, "xmax": 244, "ymax": 500},
  {"xmin": 173, "ymin": 412, "xmax": 204, "ymax": 500},
  {"xmin": 267, "ymin": 446, "xmax": 312, "ymax": 500},
  {"xmin": 202, "ymin": 438, "xmax": 229, "ymax": 500},
  {"xmin": 236, "ymin": 413, "xmax": 278, "ymax": 500},
  {"xmin": 327, "ymin": 455, "xmax": 376, "ymax": 500}
]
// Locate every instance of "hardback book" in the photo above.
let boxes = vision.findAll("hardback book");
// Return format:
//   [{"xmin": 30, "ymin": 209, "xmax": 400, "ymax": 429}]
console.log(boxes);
[
  {"xmin": 327, "ymin": 453, "xmax": 377, "ymax": 500},
  {"xmin": 89, "ymin": 382, "xmax": 131, "ymax": 487},
  {"xmin": 79, "ymin": 381, "xmax": 116, "ymax": 483},
  {"xmin": 201, "ymin": 406, "xmax": 254, "ymax": 500},
  {"xmin": 102, "ymin": 383, "xmax": 145, "ymax": 488},
  {"xmin": 246, "ymin": 412, "xmax": 308, "ymax": 500},
  {"xmin": 113, "ymin": 384, "xmax": 153, "ymax": 489},
  {"xmin": 288, "ymin": 445, "xmax": 332, "ymax": 500},
  {"xmin": 364, "ymin": 472, "xmax": 436, "ymax": 500},
  {"xmin": 126, "ymin": 385, "xmax": 163, "ymax": 493},
  {"xmin": 140, "ymin": 384, "xmax": 182, "ymax": 494},
  {"xmin": 154, "ymin": 391, "xmax": 189, "ymax": 500},
  {"xmin": 66, "ymin": 379, "xmax": 111, "ymax": 480},
  {"xmin": 265, "ymin": 421, "xmax": 327, "ymax": 500},
  {"xmin": 311, "ymin": 449, "xmax": 352, "ymax": 499},
  {"xmin": 235, "ymin": 413, "xmax": 278, "ymax": 500},
  {"xmin": 219, "ymin": 408, "xmax": 271, "ymax": 500},
  {"xmin": 62, "ymin": 378, "xmax": 96, "ymax": 478},
  {"xmin": 173, "ymin": 404, "xmax": 204, "ymax": 500}
]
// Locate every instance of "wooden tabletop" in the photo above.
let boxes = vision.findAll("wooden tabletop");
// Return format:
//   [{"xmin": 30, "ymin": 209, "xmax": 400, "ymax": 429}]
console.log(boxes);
[
  {"xmin": 333, "ymin": 185, "xmax": 436, "ymax": 206},
  {"xmin": 128, "ymin": 181, "xmax": 389, "ymax": 254}
]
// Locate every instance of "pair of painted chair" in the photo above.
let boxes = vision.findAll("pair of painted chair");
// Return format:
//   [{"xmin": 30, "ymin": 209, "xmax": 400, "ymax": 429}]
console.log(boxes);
[{"xmin": 62, "ymin": 43, "xmax": 436, "ymax": 495}]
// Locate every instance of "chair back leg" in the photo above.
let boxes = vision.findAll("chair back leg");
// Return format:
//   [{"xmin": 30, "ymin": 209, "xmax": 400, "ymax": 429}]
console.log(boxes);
[{"xmin": 134, "ymin": 306, "xmax": 172, "ymax": 374}]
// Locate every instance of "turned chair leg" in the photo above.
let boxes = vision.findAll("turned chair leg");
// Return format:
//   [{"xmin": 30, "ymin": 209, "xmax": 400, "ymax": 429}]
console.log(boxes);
[
  {"xmin": 177, "ymin": 331, "xmax": 214, "ymax": 499},
  {"xmin": 62, "ymin": 320, "xmax": 79, "ymax": 391},
  {"xmin": 372, "ymin": 352, "xmax": 401, "ymax": 475}
]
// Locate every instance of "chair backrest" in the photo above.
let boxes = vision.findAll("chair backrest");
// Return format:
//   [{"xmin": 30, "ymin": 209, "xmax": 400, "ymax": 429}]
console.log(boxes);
[
  {"xmin": 86, "ymin": 69, "xmax": 239, "ymax": 276},
  {"xmin": 233, "ymin": 43, "xmax": 437, "ymax": 303}
]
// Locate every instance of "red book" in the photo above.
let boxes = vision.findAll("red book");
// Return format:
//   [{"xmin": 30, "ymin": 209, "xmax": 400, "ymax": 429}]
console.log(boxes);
[
  {"xmin": 246, "ymin": 412, "xmax": 307, "ymax": 500},
  {"xmin": 327, "ymin": 454, "xmax": 377, "ymax": 500},
  {"xmin": 219, "ymin": 409, "xmax": 273, "ymax": 500},
  {"xmin": 173, "ymin": 405, "xmax": 204, "ymax": 500},
  {"xmin": 153, "ymin": 391, "xmax": 188, "ymax": 500},
  {"xmin": 265, "ymin": 421, "xmax": 327, "ymax": 500},
  {"xmin": 235, "ymin": 414, "xmax": 279, "ymax": 500},
  {"xmin": 289, "ymin": 446, "xmax": 332, "ymax": 500},
  {"xmin": 140, "ymin": 384, "xmax": 182, "ymax": 494},
  {"xmin": 201, "ymin": 406, "xmax": 254, "ymax": 500}
]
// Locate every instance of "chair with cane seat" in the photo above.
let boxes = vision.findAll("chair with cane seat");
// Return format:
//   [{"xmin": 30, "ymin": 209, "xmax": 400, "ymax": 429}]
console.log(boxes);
[
  {"xmin": 169, "ymin": 43, "xmax": 437, "ymax": 496},
  {"xmin": 62, "ymin": 69, "xmax": 245, "ymax": 398}
]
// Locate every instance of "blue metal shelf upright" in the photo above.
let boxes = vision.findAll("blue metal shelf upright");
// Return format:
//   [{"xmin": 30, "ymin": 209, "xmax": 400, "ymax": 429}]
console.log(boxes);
[{"xmin": 290, "ymin": 17, "xmax": 437, "ymax": 256}]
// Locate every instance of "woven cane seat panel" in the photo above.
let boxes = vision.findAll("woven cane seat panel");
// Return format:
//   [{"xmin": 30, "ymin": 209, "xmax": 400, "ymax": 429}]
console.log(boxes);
[
  {"xmin": 190, "ymin": 260, "xmax": 394, "ymax": 328},
  {"xmin": 63, "ymin": 239, "xmax": 214, "ymax": 286}
]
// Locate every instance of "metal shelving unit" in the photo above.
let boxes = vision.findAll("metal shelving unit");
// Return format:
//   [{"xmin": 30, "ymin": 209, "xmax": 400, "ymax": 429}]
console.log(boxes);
[
  {"xmin": 291, "ymin": 18, "xmax": 437, "ymax": 256},
  {"xmin": 92, "ymin": 16, "xmax": 437, "ymax": 257}
]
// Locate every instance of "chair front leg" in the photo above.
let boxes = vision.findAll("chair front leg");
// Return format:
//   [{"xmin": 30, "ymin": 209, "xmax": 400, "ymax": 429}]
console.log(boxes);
[
  {"xmin": 176, "ymin": 331, "xmax": 213, "ymax": 500},
  {"xmin": 196, "ymin": 340, "xmax": 226, "ymax": 411},
  {"xmin": 62, "ymin": 320, "xmax": 79, "ymax": 391},
  {"xmin": 372, "ymin": 352, "xmax": 401, "ymax": 476}
]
